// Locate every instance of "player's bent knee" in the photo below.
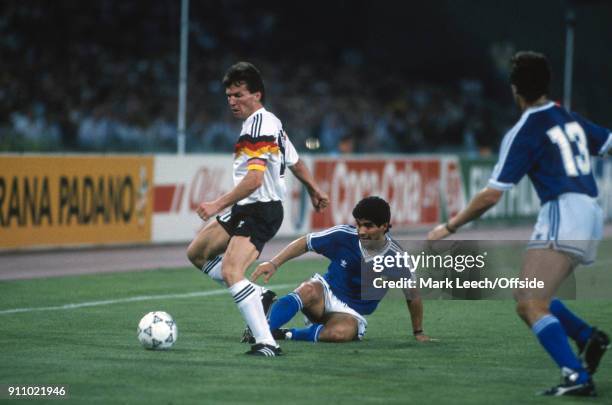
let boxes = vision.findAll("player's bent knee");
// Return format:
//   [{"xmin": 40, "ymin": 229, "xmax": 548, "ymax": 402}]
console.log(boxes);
[
  {"xmin": 187, "ymin": 238, "xmax": 221, "ymax": 269},
  {"xmin": 515, "ymin": 299, "xmax": 548, "ymax": 322},
  {"xmin": 186, "ymin": 243, "xmax": 205, "ymax": 269},
  {"xmin": 513, "ymin": 287, "xmax": 542, "ymax": 302},
  {"xmin": 515, "ymin": 299, "xmax": 540, "ymax": 315},
  {"xmin": 513, "ymin": 288, "xmax": 524, "ymax": 302},
  {"xmin": 515, "ymin": 300, "xmax": 529, "ymax": 318},
  {"xmin": 321, "ymin": 327, "xmax": 356, "ymax": 343},
  {"xmin": 296, "ymin": 282, "xmax": 322, "ymax": 306}
]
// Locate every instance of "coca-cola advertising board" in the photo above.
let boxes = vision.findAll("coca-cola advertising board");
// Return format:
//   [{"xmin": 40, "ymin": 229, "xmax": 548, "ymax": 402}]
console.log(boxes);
[{"xmin": 311, "ymin": 157, "xmax": 463, "ymax": 230}]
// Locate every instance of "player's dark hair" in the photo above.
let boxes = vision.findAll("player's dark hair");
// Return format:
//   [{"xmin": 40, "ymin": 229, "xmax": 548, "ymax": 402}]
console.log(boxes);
[
  {"xmin": 222, "ymin": 61, "xmax": 265, "ymax": 103},
  {"xmin": 509, "ymin": 51, "xmax": 551, "ymax": 103},
  {"xmin": 352, "ymin": 196, "xmax": 391, "ymax": 228}
]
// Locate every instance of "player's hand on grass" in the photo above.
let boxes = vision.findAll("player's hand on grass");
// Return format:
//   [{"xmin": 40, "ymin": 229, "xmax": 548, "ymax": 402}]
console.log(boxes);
[
  {"xmin": 310, "ymin": 188, "xmax": 329, "ymax": 212},
  {"xmin": 197, "ymin": 201, "xmax": 220, "ymax": 221},
  {"xmin": 427, "ymin": 223, "xmax": 452, "ymax": 240},
  {"xmin": 251, "ymin": 261, "xmax": 278, "ymax": 283}
]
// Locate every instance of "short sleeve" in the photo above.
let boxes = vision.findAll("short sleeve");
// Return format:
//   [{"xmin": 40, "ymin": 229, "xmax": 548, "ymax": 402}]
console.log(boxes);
[
  {"xmin": 284, "ymin": 132, "xmax": 300, "ymax": 166},
  {"xmin": 571, "ymin": 112, "xmax": 612, "ymax": 156},
  {"xmin": 256, "ymin": 113, "xmax": 280, "ymax": 137},
  {"xmin": 235, "ymin": 133, "xmax": 278, "ymax": 170},
  {"xmin": 306, "ymin": 225, "xmax": 356, "ymax": 260},
  {"xmin": 489, "ymin": 123, "xmax": 536, "ymax": 190}
]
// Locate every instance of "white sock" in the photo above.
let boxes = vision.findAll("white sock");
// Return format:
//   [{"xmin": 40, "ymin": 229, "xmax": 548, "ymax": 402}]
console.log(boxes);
[
  {"xmin": 201, "ymin": 256, "xmax": 227, "ymax": 287},
  {"xmin": 229, "ymin": 279, "xmax": 277, "ymax": 347}
]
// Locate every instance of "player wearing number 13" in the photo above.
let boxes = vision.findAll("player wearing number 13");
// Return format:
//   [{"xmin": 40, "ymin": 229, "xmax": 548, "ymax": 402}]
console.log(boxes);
[{"xmin": 428, "ymin": 51, "xmax": 611, "ymax": 396}]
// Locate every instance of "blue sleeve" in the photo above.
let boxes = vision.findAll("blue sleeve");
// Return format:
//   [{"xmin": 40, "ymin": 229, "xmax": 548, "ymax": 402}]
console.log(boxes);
[
  {"xmin": 489, "ymin": 124, "xmax": 537, "ymax": 190},
  {"xmin": 571, "ymin": 112, "xmax": 612, "ymax": 156},
  {"xmin": 306, "ymin": 225, "xmax": 354, "ymax": 260}
]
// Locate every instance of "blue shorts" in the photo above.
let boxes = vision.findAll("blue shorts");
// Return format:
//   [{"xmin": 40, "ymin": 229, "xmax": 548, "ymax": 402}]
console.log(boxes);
[{"xmin": 528, "ymin": 193, "xmax": 603, "ymax": 265}]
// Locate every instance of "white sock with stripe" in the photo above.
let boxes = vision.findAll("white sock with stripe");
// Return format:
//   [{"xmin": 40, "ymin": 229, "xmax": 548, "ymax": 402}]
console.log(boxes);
[
  {"xmin": 201, "ymin": 256, "xmax": 227, "ymax": 287},
  {"xmin": 229, "ymin": 279, "xmax": 277, "ymax": 347}
]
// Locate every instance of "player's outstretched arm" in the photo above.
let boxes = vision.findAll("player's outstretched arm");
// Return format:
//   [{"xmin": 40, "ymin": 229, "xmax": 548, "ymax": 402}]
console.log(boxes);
[
  {"xmin": 196, "ymin": 170, "xmax": 264, "ymax": 221},
  {"xmin": 403, "ymin": 288, "xmax": 431, "ymax": 342},
  {"xmin": 251, "ymin": 236, "xmax": 309, "ymax": 283},
  {"xmin": 289, "ymin": 159, "xmax": 329, "ymax": 212},
  {"xmin": 428, "ymin": 187, "xmax": 503, "ymax": 240}
]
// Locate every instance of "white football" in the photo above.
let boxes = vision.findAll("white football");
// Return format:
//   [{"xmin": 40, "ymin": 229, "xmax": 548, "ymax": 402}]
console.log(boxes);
[{"xmin": 137, "ymin": 311, "xmax": 178, "ymax": 350}]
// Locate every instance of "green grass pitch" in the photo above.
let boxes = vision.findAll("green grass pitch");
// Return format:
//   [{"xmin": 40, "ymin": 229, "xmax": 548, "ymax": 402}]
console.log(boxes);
[{"xmin": 0, "ymin": 258, "xmax": 610, "ymax": 404}]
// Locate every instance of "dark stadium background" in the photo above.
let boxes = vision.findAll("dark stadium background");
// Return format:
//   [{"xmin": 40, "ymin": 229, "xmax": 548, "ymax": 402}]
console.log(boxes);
[
  {"xmin": 1, "ymin": 2, "xmax": 612, "ymax": 402},
  {"xmin": 1, "ymin": 0, "xmax": 610, "ymax": 154}
]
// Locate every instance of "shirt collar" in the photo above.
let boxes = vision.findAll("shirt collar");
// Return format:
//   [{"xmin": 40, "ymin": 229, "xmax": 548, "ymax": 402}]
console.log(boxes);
[
  {"xmin": 359, "ymin": 234, "xmax": 393, "ymax": 262},
  {"xmin": 245, "ymin": 107, "xmax": 266, "ymax": 122},
  {"xmin": 522, "ymin": 101, "xmax": 555, "ymax": 117}
]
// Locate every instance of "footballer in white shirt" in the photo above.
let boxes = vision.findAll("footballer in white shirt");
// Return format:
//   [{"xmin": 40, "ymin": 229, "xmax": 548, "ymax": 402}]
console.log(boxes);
[{"xmin": 186, "ymin": 61, "xmax": 329, "ymax": 357}]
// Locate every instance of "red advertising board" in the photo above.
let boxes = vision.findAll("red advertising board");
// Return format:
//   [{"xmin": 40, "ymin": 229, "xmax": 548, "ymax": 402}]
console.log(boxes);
[
  {"xmin": 443, "ymin": 159, "xmax": 465, "ymax": 220},
  {"xmin": 311, "ymin": 158, "xmax": 442, "ymax": 230}
]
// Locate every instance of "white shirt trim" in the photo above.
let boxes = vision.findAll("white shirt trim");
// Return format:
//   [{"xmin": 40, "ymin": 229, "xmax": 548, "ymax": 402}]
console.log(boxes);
[
  {"xmin": 245, "ymin": 107, "xmax": 266, "ymax": 124},
  {"xmin": 359, "ymin": 234, "xmax": 393, "ymax": 263},
  {"xmin": 490, "ymin": 102, "xmax": 555, "ymax": 185},
  {"xmin": 487, "ymin": 179, "xmax": 514, "ymax": 190},
  {"xmin": 598, "ymin": 133, "xmax": 612, "ymax": 156}
]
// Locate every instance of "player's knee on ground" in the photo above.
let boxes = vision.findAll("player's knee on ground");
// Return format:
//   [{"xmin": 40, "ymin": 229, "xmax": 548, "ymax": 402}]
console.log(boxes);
[
  {"xmin": 296, "ymin": 281, "xmax": 323, "ymax": 307},
  {"xmin": 319, "ymin": 324, "xmax": 357, "ymax": 343}
]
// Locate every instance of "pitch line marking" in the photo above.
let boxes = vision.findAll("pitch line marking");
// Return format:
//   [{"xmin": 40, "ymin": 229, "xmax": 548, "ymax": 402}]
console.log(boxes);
[
  {"xmin": 3, "ymin": 257, "xmax": 612, "ymax": 315},
  {"xmin": 0, "ymin": 283, "xmax": 295, "ymax": 315}
]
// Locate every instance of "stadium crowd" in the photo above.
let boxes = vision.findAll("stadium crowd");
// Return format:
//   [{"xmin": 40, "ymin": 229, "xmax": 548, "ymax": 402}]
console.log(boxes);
[{"xmin": 1, "ymin": 1, "xmax": 510, "ymax": 155}]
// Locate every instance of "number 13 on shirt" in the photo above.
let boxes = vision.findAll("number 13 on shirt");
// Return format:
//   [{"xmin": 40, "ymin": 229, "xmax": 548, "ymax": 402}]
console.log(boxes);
[{"xmin": 547, "ymin": 122, "xmax": 591, "ymax": 177}]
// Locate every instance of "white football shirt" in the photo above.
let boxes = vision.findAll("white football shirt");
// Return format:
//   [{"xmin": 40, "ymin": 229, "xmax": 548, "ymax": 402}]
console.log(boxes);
[{"xmin": 233, "ymin": 107, "xmax": 299, "ymax": 205}]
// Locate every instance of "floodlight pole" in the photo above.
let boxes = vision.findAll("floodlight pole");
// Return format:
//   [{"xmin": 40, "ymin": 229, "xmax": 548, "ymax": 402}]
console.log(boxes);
[
  {"xmin": 563, "ymin": 6, "xmax": 575, "ymax": 110},
  {"xmin": 177, "ymin": 0, "xmax": 189, "ymax": 155}
]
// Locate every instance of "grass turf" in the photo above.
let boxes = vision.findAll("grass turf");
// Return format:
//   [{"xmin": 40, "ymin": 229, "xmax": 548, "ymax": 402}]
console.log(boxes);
[{"xmin": 0, "ymin": 259, "xmax": 610, "ymax": 404}]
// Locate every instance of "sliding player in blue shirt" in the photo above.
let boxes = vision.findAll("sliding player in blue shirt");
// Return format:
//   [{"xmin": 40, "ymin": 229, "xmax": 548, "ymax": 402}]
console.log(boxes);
[
  {"xmin": 250, "ymin": 196, "xmax": 430, "ymax": 343},
  {"xmin": 428, "ymin": 51, "xmax": 611, "ymax": 397}
]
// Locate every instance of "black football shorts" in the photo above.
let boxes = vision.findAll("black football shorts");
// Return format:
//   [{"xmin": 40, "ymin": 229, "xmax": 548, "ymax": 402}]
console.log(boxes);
[{"xmin": 216, "ymin": 200, "xmax": 283, "ymax": 253}]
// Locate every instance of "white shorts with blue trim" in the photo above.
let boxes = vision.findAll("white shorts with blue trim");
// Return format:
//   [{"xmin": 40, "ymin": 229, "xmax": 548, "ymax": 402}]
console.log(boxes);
[
  {"xmin": 304, "ymin": 273, "xmax": 368, "ymax": 340},
  {"xmin": 528, "ymin": 193, "xmax": 603, "ymax": 265}
]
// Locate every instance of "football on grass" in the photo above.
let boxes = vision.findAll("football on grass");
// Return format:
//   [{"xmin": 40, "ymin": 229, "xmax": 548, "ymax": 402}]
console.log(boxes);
[{"xmin": 137, "ymin": 311, "xmax": 178, "ymax": 350}]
